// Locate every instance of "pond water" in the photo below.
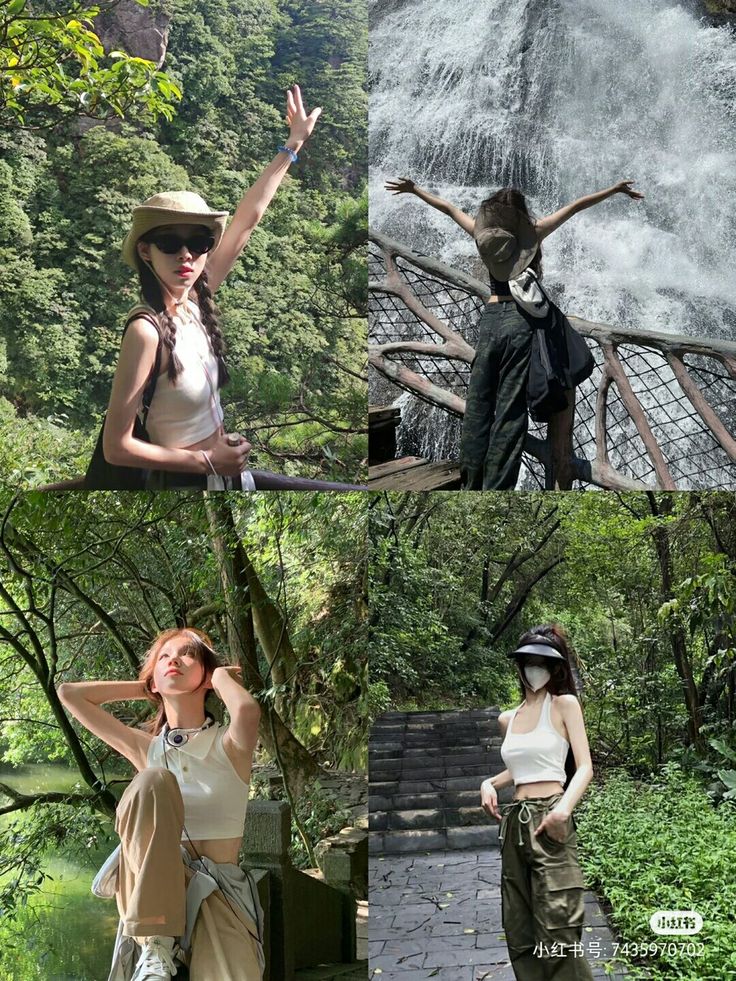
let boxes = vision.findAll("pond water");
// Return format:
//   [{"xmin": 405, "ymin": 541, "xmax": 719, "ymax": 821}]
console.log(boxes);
[{"xmin": 0, "ymin": 763, "xmax": 127, "ymax": 981}]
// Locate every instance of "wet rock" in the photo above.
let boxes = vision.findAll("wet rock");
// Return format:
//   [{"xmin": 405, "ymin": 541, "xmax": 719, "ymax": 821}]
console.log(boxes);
[{"xmin": 700, "ymin": 0, "xmax": 736, "ymax": 21}]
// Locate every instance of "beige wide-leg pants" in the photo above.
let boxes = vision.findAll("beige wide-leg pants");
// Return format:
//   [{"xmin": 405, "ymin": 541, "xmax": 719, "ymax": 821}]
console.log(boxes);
[{"xmin": 114, "ymin": 767, "xmax": 263, "ymax": 980}]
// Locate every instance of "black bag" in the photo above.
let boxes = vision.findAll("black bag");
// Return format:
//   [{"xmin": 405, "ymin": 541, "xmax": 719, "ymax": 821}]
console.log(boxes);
[
  {"xmin": 521, "ymin": 277, "xmax": 595, "ymax": 423},
  {"xmin": 84, "ymin": 312, "xmax": 162, "ymax": 490}
]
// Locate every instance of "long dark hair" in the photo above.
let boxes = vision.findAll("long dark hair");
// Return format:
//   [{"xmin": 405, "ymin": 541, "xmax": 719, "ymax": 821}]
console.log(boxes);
[
  {"xmin": 135, "ymin": 227, "xmax": 230, "ymax": 387},
  {"xmin": 514, "ymin": 623, "xmax": 581, "ymax": 787},
  {"xmin": 139, "ymin": 627, "xmax": 221, "ymax": 735},
  {"xmin": 479, "ymin": 186, "xmax": 543, "ymax": 278}
]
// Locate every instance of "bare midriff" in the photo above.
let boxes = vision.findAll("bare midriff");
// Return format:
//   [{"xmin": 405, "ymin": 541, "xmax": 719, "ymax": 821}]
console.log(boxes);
[
  {"xmin": 179, "ymin": 427, "xmax": 222, "ymax": 453},
  {"xmin": 513, "ymin": 780, "xmax": 564, "ymax": 801},
  {"xmin": 487, "ymin": 295, "xmax": 513, "ymax": 303},
  {"xmin": 185, "ymin": 835, "xmax": 242, "ymax": 865}
]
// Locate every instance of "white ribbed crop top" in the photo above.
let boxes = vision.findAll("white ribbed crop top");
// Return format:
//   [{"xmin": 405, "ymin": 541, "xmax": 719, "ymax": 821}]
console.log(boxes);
[
  {"xmin": 500, "ymin": 691, "xmax": 569, "ymax": 786},
  {"xmin": 147, "ymin": 722, "xmax": 249, "ymax": 840},
  {"xmin": 133, "ymin": 299, "xmax": 224, "ymax": 447}
]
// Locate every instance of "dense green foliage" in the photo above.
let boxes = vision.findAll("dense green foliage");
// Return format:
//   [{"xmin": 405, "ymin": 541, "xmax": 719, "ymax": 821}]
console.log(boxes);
[
  {"xmin": 576, "ymin": 766, "xmax": 736, "ymax": 980},
  {"xmin": 0, "ymin": 0, "xmax": 367, "ymax": 484},
  {"xmin": 0, "ymin": 490, "xmax": 367, "ymax": 964},
  {"xmin": 370, "ymin": 491, "xmax": 736, "ymax": 978},
  {"xmin": 0, "ymin": 0, "xmax": 181, "ymax": 128},
  {"xmin": 370, "ymin": 492, "xmax": 736, "ymax": 772}
]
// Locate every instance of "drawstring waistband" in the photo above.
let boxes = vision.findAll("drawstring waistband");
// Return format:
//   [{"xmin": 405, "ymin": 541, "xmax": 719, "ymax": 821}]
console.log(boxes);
[{"xmin": 498, "ymin": 794, "xmax": 564, "ymax": 848}]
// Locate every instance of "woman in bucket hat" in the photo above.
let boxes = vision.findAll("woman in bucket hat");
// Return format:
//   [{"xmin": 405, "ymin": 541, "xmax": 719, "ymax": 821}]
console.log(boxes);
[
  {"xmin": 58, "ymin": 627, "xmax": 264, "ymax": 980},
  {"xmin": 95, "ymin": 84, "xmax": 359, "ymax": 491},
  {"xmin": 479, "ymin": 624, "xmax": 595, "ymax": 980},
  {"xmin": 384, "ymin": 179, "xmax": 643, "ymax": 490}
]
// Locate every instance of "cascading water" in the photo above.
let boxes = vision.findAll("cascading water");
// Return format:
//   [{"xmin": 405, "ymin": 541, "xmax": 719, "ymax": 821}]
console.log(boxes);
[{"xmin": 369, "ymin": 0, "xmax": 736, "ymax": 463}]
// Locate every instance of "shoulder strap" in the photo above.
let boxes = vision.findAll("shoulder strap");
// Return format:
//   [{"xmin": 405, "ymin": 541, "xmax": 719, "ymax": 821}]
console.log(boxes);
[
  {"xmin": 539, "ymin": 691, "xmax": 553, "ymax": 728},
  {"xmin": 122, "ymin": 307, "xmax": 163, "ymax": 423},
  {"xmin": 505, "ymin": 702, "xmax": 522, "ymax": 737}
]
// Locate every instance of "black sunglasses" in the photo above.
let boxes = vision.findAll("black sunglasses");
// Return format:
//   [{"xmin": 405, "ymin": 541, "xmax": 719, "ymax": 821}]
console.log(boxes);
[{"xmin": 148, "ymin": 231, "xmax": 215, "ymax": 256}]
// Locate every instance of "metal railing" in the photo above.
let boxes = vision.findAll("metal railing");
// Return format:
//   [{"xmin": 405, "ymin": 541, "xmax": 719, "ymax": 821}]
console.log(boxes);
[{"xmin": 369, "ymin": 231, "xmax": 736, "ymax": 490}]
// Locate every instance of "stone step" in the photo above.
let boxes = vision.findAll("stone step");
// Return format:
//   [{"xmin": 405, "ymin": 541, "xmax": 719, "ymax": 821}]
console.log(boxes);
[
  {"xmin": 371, "ymin": 729, "xmax": 500, "ymax": 746},
  {"xmin": 369, "ymin": 786, "xmax": 515, "ymax": 813},
  {"xmin": 372, "ymin": 707, "xmax": 500, "ymax": 724},
  {"xmin": 372, "ymin": 716, "xmax": 500, "ymax": 731},
  {"xmin": 400, "ymin": 722, "xmax": 500, "ymax": 734},
  {"xmin": 368, "ymin": 737, "xmax": 501, "ymax": 761},
  {"xmin": 370, "ymin": 762, "xmax": 501, "ymax": 784},
  {"xmin": 370, "ymin": 774, "xmax": 502, "ymax": 796},
  {"xmin": 369, "ymin": 750, "xmax": 503, "ymax": 768},
  {"xmin": 369, "ymin": 824, "xmax": 500, "ymax": 855},
  {"xmin": 370, "ymin": 805, "xmax": 494, "ymax": 832}
]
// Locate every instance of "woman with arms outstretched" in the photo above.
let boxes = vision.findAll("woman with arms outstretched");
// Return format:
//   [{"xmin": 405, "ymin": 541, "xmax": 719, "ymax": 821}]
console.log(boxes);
[
  {"xmin": 480, "ymin": 624, "xmax": 594, "ymax": 979},
  {"xmin": 59, "ymin": 627, "xmax": 263, "ymax": 981},
  {"xmin": 385, "ymin": 178, "xmax": 643, "ymax": 490}
]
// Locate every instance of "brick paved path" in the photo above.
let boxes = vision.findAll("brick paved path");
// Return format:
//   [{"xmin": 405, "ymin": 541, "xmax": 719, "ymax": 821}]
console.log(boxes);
[{"xmin": 369, "ymin": 849, "xmax": 629, "ymax": 980}]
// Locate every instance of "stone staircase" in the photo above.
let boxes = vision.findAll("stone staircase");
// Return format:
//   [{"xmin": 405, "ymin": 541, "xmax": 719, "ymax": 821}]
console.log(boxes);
[{"xmin": 369, "ymin": 708, "xmax": 514, "ymax": 854}]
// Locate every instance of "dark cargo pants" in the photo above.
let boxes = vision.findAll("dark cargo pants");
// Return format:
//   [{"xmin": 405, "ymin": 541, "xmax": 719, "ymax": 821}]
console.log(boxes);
[
  {"xmin": 499, "ymin": 795, "xmax": 594, "ymax": 980},
  {"xmin": 459, "ymin": 303, "xmax": 534, "ymax": 490}
]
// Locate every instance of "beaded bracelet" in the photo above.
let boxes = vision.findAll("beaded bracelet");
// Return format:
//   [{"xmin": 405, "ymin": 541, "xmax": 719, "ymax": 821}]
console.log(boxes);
[{"xmin": 277, "ymin": 145, "xmax": 298, "ymax": 164}]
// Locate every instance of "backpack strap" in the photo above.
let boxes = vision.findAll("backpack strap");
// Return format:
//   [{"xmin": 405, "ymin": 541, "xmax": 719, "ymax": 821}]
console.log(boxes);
[{"xmin": 122, "ymin": 306, "xmax": 163, "ymax": 427}]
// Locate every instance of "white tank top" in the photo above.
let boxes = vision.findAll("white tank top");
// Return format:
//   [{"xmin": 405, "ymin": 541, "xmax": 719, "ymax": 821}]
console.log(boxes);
[
  {"xmin": 132, "ymin": 299, "xmax": 224, "ymax": 447},
  {"xmin": 500, "ymin": 691, "xmax": 569, "ymax": 786},
  {"xmin": 147, "ymin": 722, "xmax": 249, "ymax": 840}
]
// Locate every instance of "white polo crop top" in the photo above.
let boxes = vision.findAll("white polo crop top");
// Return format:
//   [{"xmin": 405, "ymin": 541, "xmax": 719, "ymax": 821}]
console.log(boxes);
[
  {"xmin": 131, "ymin": 299, "xmax": 224, "ymax": 448},
  {"xmin": 500, "ymin": 691, "xmax": 569, "ymax": 786},
  {"xmin": 147, "ymin": 722, "xmax": 249, "ymax": 840}
]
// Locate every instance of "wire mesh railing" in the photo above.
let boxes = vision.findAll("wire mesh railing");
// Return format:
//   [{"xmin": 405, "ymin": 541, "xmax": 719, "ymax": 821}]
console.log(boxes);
[{"xmin": 369, "ymin": 231, "xmax": 736, "ymax": 490}]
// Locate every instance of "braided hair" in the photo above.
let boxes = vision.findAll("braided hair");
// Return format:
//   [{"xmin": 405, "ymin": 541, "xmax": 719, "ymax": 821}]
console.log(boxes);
[
  {"xmin": 135, "ymin": 228, "xmax": 230, "ymax": 387},
  {"xmin": 193, "ymin": 268, "xmax": 229, "ymax": 387}
]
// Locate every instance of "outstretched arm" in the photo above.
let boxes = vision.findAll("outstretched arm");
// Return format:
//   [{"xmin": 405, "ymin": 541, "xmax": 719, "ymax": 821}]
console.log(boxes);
[
  {"xmin": 385, "ymin": 177, "xmax": 476, "ymax": 236},
  {"xmin": 206, "ymin": 84, "xmax": 322, "ymax": 292},
  {"xmin": 536, "ymin": 180, "xmax": 644, "ymax": 241},
  {"xmin": 57, "ymin": 680, "xmax": 153, "ymax": 771}
]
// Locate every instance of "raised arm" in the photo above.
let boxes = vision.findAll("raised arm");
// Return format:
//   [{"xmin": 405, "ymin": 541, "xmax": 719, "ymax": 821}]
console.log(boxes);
[
  {"xmin": 209, "ymin": 666, "xmax": 261, "ymax": 781},
  {"xmin": 535, "ymin": 180, "xmax": 644, "ymax": 241},
  {"xmin": 385, "ymin": 177, "xmax": 476, "ymax": 236},
  {"xmin": 205, "ymin": 84, "xmax": 321, "ymax": 293},
  {"xmin": 57, "ymin": 679, "xmax": 154, "ymax": 771}
]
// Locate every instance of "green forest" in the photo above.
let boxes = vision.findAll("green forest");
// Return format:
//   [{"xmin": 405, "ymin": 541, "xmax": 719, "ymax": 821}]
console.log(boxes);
[
  {"xmin": 0, "ymin": 0, "xmax": 367, "ymax": 486},
  {"xmin": 369, "ymin": 491, "xmax": 736, "ymax": 980},
  {"xmin": 0, "ymin": 490, "xmax": 367, "ymax": 978}
]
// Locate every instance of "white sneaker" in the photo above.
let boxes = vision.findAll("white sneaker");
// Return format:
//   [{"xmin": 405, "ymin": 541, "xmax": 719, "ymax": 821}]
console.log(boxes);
[{"xmin": 131, "ymin": 936, "xmax": 179, "ymax": 980}]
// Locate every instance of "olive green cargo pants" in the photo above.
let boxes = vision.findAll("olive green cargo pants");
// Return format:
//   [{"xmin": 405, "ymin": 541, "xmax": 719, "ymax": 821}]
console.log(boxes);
[{"xmin": 499, "ymin": 795, "xmax": 594, "ymax": 980}]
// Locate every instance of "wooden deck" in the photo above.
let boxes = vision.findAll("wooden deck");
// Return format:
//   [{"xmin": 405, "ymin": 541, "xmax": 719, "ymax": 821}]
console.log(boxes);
[{"xmin": 367, "ymin": 456, "xmax": 461, "ymax": 490}]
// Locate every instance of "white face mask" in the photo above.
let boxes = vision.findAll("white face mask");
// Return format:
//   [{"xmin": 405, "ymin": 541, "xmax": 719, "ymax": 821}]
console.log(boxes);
[{"xmin": 523, "ymin": 664, "xmax": 551, "ymax": 691}]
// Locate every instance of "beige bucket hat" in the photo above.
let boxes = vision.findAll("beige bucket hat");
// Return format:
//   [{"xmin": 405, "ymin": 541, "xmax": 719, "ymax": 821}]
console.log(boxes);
[
  {"xmin": 474, "ymin": 201, "xmax": 539, "ymax": 281},
  {"xmin": 121, "ymin": 190, "xmax": 229, "ymax": 269}
]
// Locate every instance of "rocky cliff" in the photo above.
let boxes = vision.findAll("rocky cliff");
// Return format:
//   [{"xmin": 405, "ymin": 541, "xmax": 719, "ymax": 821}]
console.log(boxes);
[{"xmin": 95, "ymin": 0, "xmax": 171, "ymax": 67}]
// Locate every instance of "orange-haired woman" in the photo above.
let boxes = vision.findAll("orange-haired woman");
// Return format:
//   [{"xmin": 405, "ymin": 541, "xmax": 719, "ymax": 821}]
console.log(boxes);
[{"xmin": 59, "ymin": 627, "xmax": 263, "ymax": 981}]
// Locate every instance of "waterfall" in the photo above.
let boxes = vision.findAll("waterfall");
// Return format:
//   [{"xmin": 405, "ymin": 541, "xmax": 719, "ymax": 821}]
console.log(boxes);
[{"xmin": 369, "ymin": 0, "xmax": 736, "ymax": 465}]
